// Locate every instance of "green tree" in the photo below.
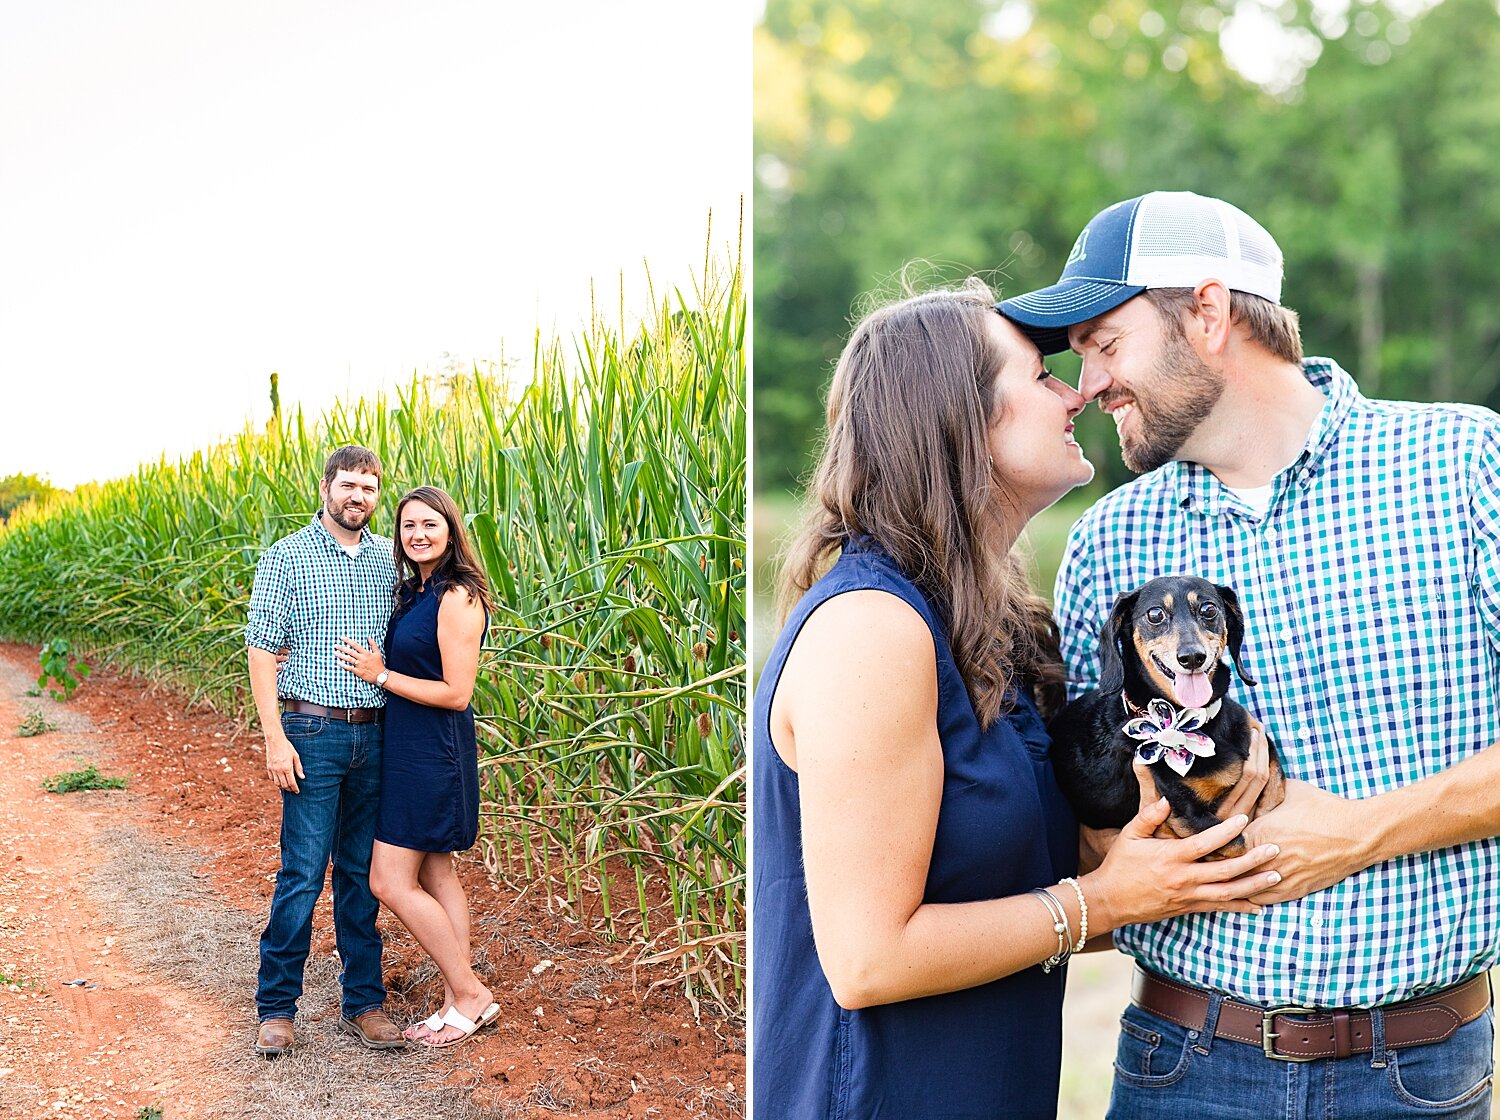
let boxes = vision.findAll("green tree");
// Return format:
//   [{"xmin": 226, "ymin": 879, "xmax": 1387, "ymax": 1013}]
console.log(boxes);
[
  {"xmin": 0, "ymin": 473, "xmax": 62, "ymax": 523},
  {"xmin": 754, "ymin": 0, "xmax": 1500, "ymax": 494}
]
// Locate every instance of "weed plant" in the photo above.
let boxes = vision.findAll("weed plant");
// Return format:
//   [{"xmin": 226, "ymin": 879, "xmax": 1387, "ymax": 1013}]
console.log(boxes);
[
  {"xmin": 37, "ymin": 637, "xmax": 91, "ymax": 700},
  {"xmin": 17, "ymin": 708, "xmax": 56, "ymax": 738},
  {"xmin": 42, "ymin": 762, "xmax": 127, "ymax": 793}
]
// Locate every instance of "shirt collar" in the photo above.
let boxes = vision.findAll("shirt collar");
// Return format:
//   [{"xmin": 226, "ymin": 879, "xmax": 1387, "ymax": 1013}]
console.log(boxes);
[
  {"xmin": 1168, "ymin": 356, "xmax": 1360, "ymax": 517},
  {"xmin": 311, "ymin": 510, "xmax": 369, "ymax": 556}
]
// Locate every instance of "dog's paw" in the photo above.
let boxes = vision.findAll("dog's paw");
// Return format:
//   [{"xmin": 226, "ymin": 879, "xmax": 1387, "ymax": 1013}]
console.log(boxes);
[{"xmin": 1199, "ymin": 835, "xmax": 1247, "ymax": 861}]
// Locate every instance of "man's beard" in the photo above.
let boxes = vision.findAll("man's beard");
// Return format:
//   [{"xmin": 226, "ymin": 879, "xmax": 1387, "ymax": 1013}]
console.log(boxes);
[
  {"xmin": 326, "ymin": 499, "xmax": 373, "ymax": 531},
  {"xmin": 1112, "ymin": 331, "xmax": 1224, "ymax": 474}
]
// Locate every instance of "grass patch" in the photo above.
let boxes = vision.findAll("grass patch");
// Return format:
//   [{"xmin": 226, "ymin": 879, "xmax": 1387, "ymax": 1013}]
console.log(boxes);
[
  {"xmin": 137, "ymin": 1107, "xmax": 164, "ymax": 1120},
  {"xmin": 17, "ymin": 707, "xmax": 56, "ymax": 738},
  {"xmin": 1020, "ymin": 494, "xmax": 1091, "ymax": 603},
  {"xmin": 41, "ymin": 762, "xmax": 127, "ymax": 793},
  {"xmin": 0, "ymin": 966, "xmax": 42, "ymax": 991}
]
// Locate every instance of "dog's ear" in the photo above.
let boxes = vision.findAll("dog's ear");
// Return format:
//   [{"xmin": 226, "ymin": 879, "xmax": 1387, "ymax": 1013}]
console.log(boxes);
[
  {"xmin": 1098, "ymin": 590, "xmax": 1139, "ymax": 693},
  {"xmin": 1217, "ymin": 584, "xmax": 1257, "ymax": 686}
]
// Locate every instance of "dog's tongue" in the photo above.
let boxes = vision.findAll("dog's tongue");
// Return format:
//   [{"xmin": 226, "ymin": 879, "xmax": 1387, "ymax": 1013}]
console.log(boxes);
[{"xmin": 1172, "ymin": 670, "xmax": 1213, "ymax": 709}]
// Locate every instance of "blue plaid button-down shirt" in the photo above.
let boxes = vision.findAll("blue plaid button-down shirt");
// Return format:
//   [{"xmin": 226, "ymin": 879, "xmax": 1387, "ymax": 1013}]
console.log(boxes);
[
  {"xmin": 1055, "ymin": 357, "xmax": 1500, "ymax": 1007},
  {"xmin": 245, "ymin": 512, "xmax": 398, "ymax": 708}
]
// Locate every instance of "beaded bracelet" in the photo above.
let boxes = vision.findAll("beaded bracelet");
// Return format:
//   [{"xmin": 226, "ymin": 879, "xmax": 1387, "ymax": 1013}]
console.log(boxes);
[
  {"xmin": 1059, "ymin": 876, "xmax": 1088, "ymax": 953},
  {"xmin": 1029, "ymin": 887, "xmax": 1072, "ymax": 973}
]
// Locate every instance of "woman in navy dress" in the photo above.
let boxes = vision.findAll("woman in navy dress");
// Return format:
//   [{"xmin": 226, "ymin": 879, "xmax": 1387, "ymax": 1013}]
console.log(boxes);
[
  {"xmin": 753, "ymin": 282, "xmax": 1282, "ymax": 1117},
  {"xmin": 336, "ymin": 485, "xmax": 494, "ymax": 1048}
]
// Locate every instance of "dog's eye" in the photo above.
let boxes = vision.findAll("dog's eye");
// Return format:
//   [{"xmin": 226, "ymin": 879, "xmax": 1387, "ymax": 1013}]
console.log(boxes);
[
  {"xmin": 1145, "ymin": 607, "xmax": 1168, "ymax": 626},
  {"xmin": 1199, "ymin": 602, "xmax": 1219, "ymax": 620}
]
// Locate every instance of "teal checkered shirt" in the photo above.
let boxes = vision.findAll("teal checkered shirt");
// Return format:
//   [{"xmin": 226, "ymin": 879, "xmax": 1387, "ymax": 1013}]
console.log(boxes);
[
  {"xmin": 1055, "ymin": 357, "xmax": 1500, "ymax": 1007},
  {"xmin": 245, "ymin": 512, "xmax": 398, "ymax": 709}
]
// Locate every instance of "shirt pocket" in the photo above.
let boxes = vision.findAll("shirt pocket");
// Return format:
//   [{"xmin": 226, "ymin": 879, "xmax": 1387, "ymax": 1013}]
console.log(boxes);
[{"xmin": 1313, "ymin": 575, "xmax": 1454, "ymax": 728}]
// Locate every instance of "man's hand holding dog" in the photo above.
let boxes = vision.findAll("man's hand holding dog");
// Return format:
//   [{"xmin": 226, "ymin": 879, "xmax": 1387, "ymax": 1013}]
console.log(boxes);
[
  {"xmin": 1078, "ymin": 726, "xmax": 1276, "ymax": 873},
  {"xmin": 1083, "ymin": 788, "xmax": 1282, "ymax": 930},
  {"xmin": 1243, "ymin": 780, "xmax": 1374, "ymax": 904}
]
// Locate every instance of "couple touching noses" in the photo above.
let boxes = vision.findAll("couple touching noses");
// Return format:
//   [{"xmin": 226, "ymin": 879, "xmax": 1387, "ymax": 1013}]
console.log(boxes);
[
  {"xmin": 756, "ymin": 191, "xmax": 1500, "ymax": 1119},
  {"xmin": 247, "ymin": 447, "xmax": 495, "ymax": 1055}
]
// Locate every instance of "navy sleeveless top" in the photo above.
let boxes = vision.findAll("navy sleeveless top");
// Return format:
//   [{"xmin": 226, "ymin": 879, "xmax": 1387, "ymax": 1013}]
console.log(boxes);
[
  {"xmin": 752, "ymin": 540, "xmax": 1077, "ymax": 1119},
  {"xmin": 376, "ymin": 577, "xmax": 485, "ymax": 853}
]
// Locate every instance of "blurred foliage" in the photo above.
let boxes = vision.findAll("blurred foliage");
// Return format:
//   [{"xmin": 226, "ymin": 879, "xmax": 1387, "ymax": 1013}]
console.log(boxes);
[
  {"xmin": 0, "ymin": 473, "xmax": 62, "ymax": 523},
  {"xmin": 754, "ymin": 0, "xmax": 1500, "ymax": 492}
]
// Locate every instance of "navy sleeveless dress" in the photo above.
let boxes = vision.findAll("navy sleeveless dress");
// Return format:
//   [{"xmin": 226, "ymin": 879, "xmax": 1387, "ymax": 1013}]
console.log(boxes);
[
  {"xmin": 376, "ymin": 578, "xmax": 484, "ymax": 853},
  {"xmin": 752, "ymin": 539, "xmax": 1077, "ymax": 1119}
]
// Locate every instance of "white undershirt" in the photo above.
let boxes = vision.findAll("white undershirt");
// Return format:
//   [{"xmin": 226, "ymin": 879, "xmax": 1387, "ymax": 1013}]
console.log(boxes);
[
  {"xmin": 1222, "ymin": 481, "xmax": 1275, "ymax": 518},
  {"xmin": 1221, "ymin": 444, "xmax": 1307, "ymax": 520}
]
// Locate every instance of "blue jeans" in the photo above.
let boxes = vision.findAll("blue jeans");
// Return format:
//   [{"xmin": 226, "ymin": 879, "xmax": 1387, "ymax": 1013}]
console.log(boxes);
[
  {"xmin": 1108, "ymin": 988, "xmax": 1494, "ymax": 1119},
  {"xmin": 256, "ymin": 713, "xmax": 385, "ymax": 1021}
]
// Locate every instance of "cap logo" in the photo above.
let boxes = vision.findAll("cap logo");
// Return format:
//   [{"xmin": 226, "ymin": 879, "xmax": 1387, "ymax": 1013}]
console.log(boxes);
[{"xmin": 1065, "ymin": 229, "xmax": 1089, "ymax": 267}]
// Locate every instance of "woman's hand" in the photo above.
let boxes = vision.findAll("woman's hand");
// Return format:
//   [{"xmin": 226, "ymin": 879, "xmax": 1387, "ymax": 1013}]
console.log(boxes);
[
  {"xmin": 1078, "ymin": 823, "xmax": 1120, "ymax": 875},
  {"xmin": 335, "ymin": 637, "xmax": 386, "ymax": 683},
  {"xmin": 1082, "ymin": 761, "xmax": 1282, "ymax": 931},
  {"xmin": 1082, "ymin": 733, "xmax": 1274, "ymax": 875}
]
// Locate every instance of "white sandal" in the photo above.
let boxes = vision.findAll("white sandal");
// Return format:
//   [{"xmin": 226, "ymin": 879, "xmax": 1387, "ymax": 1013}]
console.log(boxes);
[
  {"xmin": 404, "ymin": 1011, "xmax": 447, "ymax": 1041},
  {"xmin": 422, "ymin": 1001, "xmax": 500, "ymax": 1049}
]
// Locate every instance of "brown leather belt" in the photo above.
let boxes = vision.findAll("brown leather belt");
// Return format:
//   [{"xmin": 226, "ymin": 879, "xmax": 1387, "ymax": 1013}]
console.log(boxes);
[
  {"xmin": 280, "ymin": 699, "xmax": 384, "ymax": 724},
  {"xmin": 1133, "ymin": 967, "xmax": 1490, "ymax": 1062}
]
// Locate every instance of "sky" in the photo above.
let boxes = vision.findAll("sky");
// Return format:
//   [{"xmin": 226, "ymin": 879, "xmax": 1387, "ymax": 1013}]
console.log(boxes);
[{"xmin": 1, "ymin": 2, "xmax": 750, "ymax": 488}]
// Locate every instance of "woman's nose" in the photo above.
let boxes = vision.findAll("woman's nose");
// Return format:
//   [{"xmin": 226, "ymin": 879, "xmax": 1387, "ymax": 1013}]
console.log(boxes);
[{"xmin": 1053, "ymin": 377, "xmax": 1087, "ymax": 417}]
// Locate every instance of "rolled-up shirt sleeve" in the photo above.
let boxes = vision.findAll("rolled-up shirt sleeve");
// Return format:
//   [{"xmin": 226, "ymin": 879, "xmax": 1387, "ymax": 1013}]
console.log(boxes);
[{"xmin": 246, "ymin": 545, "xmax": 292, "ymax": 653}]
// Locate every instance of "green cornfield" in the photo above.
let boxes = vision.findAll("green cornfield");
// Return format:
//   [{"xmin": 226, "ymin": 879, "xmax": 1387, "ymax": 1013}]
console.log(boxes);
[{"xmin": 0, "ymin": 252, "xmax": 745, "ymax": 1010}]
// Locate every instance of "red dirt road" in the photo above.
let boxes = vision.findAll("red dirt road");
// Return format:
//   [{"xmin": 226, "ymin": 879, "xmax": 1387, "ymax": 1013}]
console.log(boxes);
[
  {"xmin": 0, "ymin": 644, "xmax": 742, "ymax": 1118},
  {"xmin": 0, "ymin": 663, "xmax": 232, "ymax": 1117}
]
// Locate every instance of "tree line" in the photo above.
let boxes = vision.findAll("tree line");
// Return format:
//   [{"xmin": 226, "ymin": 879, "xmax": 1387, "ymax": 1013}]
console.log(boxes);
[{"xmin": 754, "ymin": 0, "xmax": 1500, "ymax": 492}]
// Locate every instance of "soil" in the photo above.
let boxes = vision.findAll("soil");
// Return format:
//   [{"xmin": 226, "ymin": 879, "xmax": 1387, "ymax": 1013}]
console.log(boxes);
[{"xmin": 0, "ymin": 643, "xmax": 742, "ymax": 1119}]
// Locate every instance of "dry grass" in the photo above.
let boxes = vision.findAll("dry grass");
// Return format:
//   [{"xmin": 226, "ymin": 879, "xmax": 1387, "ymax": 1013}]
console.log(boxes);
[
  {"xmin": 86, "ymin": 827, "xmax": 503, "ymax": 1120},
  {"xmin": 670, "ymin": 1077, "xmax": 743, "ymax": 1120}
]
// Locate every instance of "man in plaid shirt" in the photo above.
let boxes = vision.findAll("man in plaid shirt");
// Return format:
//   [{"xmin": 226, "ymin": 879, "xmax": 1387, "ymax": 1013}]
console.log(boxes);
[
  {"xmin": 244, "ymin": 445, "xmax": 405, "ymax": 1056},
  {"xmin": 1001, "ymin": 192, "xmax": 1500, "ymax": 1118}
]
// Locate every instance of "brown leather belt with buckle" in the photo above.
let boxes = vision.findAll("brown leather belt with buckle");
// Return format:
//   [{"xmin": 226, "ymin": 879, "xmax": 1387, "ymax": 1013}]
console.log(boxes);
[
  {"xmin": 1133, "ymin": 966, "xmax": 1490, "ymax": 1062},
  {"xmin": 280, "ymin": 699, "xmax": 384, "ymax": 724}
]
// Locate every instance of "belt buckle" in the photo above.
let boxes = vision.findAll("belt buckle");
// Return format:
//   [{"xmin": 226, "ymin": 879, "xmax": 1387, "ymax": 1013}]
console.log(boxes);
[{"xmin": 1262, "ymin": 1005, "xmax": 1321, "ymax": 1061}]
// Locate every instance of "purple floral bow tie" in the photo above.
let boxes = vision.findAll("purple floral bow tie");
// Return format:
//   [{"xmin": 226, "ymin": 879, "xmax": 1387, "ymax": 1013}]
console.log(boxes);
[{"xmin": 1123, "ymin": 698, "xmax": 1217, "ymax": 775}]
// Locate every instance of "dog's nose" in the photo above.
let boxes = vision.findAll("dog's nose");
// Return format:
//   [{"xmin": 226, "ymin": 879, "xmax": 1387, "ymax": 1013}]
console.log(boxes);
[{"xmin": 1176, "ymin": 650, "xmax": 1208, "ymax": 672}]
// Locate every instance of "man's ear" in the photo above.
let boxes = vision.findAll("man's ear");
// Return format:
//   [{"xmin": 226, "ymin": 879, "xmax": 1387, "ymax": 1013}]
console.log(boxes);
[{"xmin": 1193, "ymin": 280, "xmax": 1233, "ymax": 357}]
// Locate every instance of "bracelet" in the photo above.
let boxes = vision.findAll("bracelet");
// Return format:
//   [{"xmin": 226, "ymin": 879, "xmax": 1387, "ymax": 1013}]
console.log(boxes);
[
  {"xmin": 1060, "ymin": 876, "xmax": 1088, "ymax": 953},
  {"xmin": 1029, "ymin": 887, "xmax": 1072, "ymax": 973}
]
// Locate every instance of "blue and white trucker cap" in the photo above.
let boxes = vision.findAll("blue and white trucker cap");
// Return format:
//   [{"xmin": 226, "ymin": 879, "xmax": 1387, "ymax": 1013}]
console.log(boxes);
[{"xmin": 997, "ymin": 191, "xmax": 1284, "ymax": 355}]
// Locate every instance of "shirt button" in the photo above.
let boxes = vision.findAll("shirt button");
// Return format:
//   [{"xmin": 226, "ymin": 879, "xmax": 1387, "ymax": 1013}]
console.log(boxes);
[
  {"xmin": 1310, "ymin": 917, "xmax": 1324, "ymax": 929},
  {"xmin": 1265, "ymin": 528, "xmax": 1280, "ymax": 543}
]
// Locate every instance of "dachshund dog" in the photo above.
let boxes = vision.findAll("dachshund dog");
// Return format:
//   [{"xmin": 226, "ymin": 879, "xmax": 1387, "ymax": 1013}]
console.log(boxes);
[{"xmin": 1049, "ymin": 577, "xmax": 1285, "ymax": 858}]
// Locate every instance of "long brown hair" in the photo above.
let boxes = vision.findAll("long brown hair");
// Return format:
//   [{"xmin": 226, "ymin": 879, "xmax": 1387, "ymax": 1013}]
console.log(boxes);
[
  {"xmin": 393, "ymin": 486, "xmax": 494, "ymax": 614},
  {"xmin": 777, "ymin": 279, "xmax": 1066, "ymax": 725}
]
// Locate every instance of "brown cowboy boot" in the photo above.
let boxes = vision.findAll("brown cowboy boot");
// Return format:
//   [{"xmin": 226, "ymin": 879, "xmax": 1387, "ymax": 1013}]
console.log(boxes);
[
  {"xmin": 340, "ymin": 1007, "xmax": 408, "ymax": 1050},
  {"xmin": 255, "ymin": 1017, "xmax": 295, "ymax": 1057}
]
